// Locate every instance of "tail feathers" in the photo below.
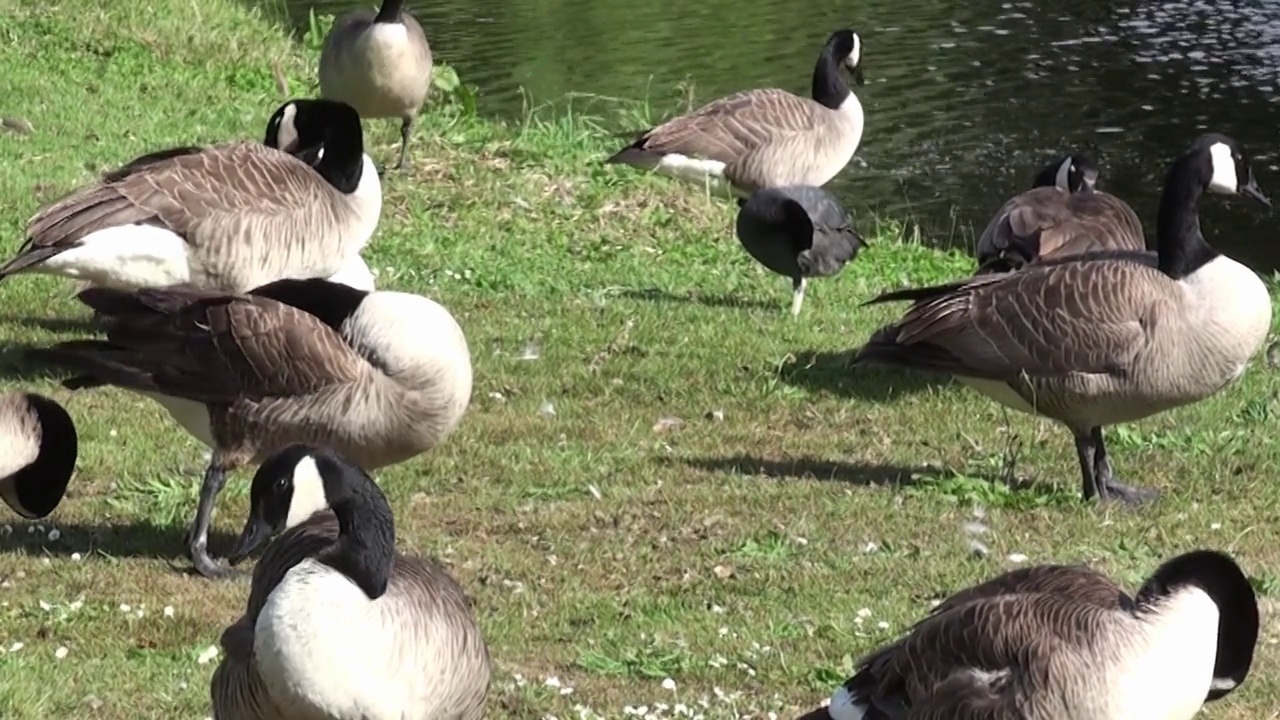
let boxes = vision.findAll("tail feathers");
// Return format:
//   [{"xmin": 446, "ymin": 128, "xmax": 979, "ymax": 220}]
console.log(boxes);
[
  {"xmin": 100, "ymin": 145, "xmax": 206, "ymax": 183},
  {"xmin": 76, "ymin": 284, "xmax": 226, "ymax": 318},
  {"xmin": 853, "ymin": 327, "xmax": 969, "ymax": 378},
  {"xmin": 0, "ymin": 245, "xmax": 71, "ymax": 279},
  {"xmin": 605, "ymin": 144, "xmax": 660, "ymax": 168},
  {"xmin": 24, "ymin": 343, "xmax": 161, "ymax": 394}
]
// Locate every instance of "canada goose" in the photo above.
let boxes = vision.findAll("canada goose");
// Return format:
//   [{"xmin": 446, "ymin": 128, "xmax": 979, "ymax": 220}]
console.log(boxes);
[
  {"xmin": 28, "ymin": 278, "xmax": 471, "ymax": 578},
  {"xmin": 854, "ymin": 133, "xmax": 1272, "ymax": 504},
  {"xmin": 0, "ymin": 392, "xmax": 78, "ymax": 519},
  {"xmin": 974, "ymin": 152, "xmax": 1146, "ymax": 274},
  {"xmin": 606, "ymin": 29, "xmax": 865, "ymax": 198},
  {"xmin": 796, "ymin": 549, "xmax": 1258, "ymax": 720},
  {"xmin": 210, "ymin": 444, "xmax": 490, "ymax": 720},
  {"xmin": 319, "ymin": 0, "xmax": 433, "ymax": 171},
  {"xmin": 0, "ymin": 98, "xmax": 382, "ymax": 294},
  {"xmin": 735, "ymin": 185, "xmax": 865, "ymax": 315}
]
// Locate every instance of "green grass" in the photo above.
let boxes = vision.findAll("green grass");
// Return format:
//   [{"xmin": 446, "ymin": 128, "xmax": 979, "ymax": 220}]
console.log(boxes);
[{"xmin": 2, "ymin": 1, "xmax": 1280, "ymax": 718}]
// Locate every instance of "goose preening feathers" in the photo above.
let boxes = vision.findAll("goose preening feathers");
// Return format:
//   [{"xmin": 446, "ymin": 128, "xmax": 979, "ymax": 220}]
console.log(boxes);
[
  {"xmin": 854, "ymin": 133, "xmax": 1272, "ymax": 504},
  {"xmin": 797, "ymin": 549, "xmax": 1258, "ymax": 720},
  {"xmin": 320, "ymin": 0, "xmax": 433, "ymax": 171},
  {"xmin": 0, "ymin": 99, "xmax": 382, "ymax": 294},
  {"xmin": 27, "ymin": 278, "xmax": 472, "ymax": 578},
  {"xmin": 210, "ymin": 444, "xmax": 490, "ymax": 720},
  {"xmin": 735, "ymin": 185, "xmax": 865, "ymax": 315},
  {"xmin": 606, "ymin": 29, "xmax": 865, "ymax": 197},
  {"xmin": 975, "ymin": 152, "xmax": 1145, "ymax": 274},
  {"xmin": 0, "ymin": 391, "xmax": 78, "ymax": 519}
]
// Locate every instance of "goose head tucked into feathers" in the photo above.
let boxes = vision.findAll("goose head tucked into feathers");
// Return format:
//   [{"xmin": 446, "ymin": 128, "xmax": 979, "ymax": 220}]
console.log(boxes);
[
  {"xmin": 262, "ymin": 97, "xmax": 378, "ymax": 199},
  {"xmin": 0, "ymin": 392, "xmax": 78, "ymax": 519},
  {"xmin": 826, "ymin": 29, "xmax": 866, "ymax": 86},
  {"xmin": 1031, "ymin": 152, "xmax": 1099, "ymax": 194}
]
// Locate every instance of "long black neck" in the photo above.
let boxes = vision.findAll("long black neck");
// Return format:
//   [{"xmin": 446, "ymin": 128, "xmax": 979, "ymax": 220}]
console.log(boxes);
[
  {"xmin": 374, "ymin": 0, "xmax": 406, "ymax": 23},
  {"xmin": 320, "ymin": 465, "xmax": 396, "ymax": 600},
  {"xmin": 1155, "ymin": 153, "xmax": 1219, "ymax": 279},
  {"xmin": 811, "ymin": 44, "xmax": 851, "ymax": 110},
  {"xmin": 249, "ymin": 278, "xmax": 367, "ymax": 335},
  {"xmin": 314, "ymin": 105, "xmax": 366, "ymax": 195}
]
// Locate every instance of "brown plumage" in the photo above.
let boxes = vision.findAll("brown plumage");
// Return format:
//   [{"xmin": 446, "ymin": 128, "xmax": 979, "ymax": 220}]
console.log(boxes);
[
  {"xmin": 319, "ymin": 0, "xmax": 433, "ymax": 170},
  {"xmin": 796, "ymin": 550, "xmax": 1259, "ymax": 720},
  {"xmin": 1, "ymin": 99, "xmax": 381, "ymax": 294},
  {"xmin": 855, "ymin": 133, "xmax": 1273, "ymax": 504},
  {"xmin": 210, "ymin": 445, "xmax": 490, "ymax": 720},
  {"xmin": 975, "ymin": 154, "xmax": 1145, "ymax": 274},
  {"xmin": 606, "ymin": 29, "xmax": 865, "ymax": 197},
  {"xmin": 0, "ymin": 392, "xmax": 78, "ymax": 519},
  {"xmin": 27, "ymin": 278, "xmax": 471, "ymax": 578}
]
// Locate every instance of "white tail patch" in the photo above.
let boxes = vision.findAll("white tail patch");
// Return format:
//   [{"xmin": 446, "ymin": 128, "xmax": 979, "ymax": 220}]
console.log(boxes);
[
  {"xmin": 326, "ymin": 253, "xmax": 376, "ymax": 291},
  {"xmin": 1207, "ymin": 142, "xmax": 1238, "ymax": 195},
  {"xmin": 34, "ymin": 225, "xmax": 191, "ymax": 289},
  {"xmin": 827, "ymin": 685, "xmax": 866, "ymax": 720},
  {"xmin": 654, "ymin": 154, "xmax": 735, "ymax": 196},
  {"xmin": 286, "ymin": 455, "xmax": 329, "ymax": 529}
]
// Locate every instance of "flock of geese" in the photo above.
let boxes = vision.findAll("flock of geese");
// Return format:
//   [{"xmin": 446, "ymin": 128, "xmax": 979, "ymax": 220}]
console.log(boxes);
[{"xmin": 0, "ymin": 2, "xmax": 1272, "ymax": 718}]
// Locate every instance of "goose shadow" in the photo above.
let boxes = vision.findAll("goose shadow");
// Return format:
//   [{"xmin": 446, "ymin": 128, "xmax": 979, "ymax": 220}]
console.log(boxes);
[
  {"xmin": 779, "ymin": 348, "xmax": 952, "ymax": 402},
  {"xmin": 0, "ymin": 342, "xmax": 78, "ymax": 384},
  {"xmin": 676, "ymin": 454, "xmax": 928, "ymax": 488},
  {"xmin": 0, "ymin": 519, "xmax": 241, "ymax": 568},
  {"xmin": 0, "ymin": 314, "xmax": 103, "ymax": 335},
  {"xmin": 615, "ymin": 287, "xmax": 783, "ymax": 312}
]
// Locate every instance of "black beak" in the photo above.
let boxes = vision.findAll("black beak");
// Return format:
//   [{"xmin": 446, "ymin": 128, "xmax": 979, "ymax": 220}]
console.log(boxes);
[
  {"xmin": 852, "ymin": 65, "xmax": 866, "ymax": 87},
  {"xmin": 1240, "ymin": 175, "xmax": 1271, "ymax": 208},
  {"xmin": 225, "ymin": 515, "xmax": 274, "ymax": 566}
]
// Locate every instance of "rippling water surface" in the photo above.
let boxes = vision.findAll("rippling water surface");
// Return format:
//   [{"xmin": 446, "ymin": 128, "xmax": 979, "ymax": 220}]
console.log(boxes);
[{"xmin": 275, "ymin": 0, "xmax": 1280, "ymax": 269}]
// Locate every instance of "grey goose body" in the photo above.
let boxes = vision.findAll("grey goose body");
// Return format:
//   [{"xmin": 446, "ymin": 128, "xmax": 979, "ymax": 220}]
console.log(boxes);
[
  {"xmin": 606, "ymin": 29, "xmax": 865, "ymax": 198},
  {"xmin": 0, "ymin": 99, "xmax": 382, "ymax": 294},
  {"xmin": 735, "ymin": 185, "xmax": 865, "ymax": 315},
  {"xmin": 319, "ymin": 0, "xmax": 433, "ymax": 170},
  {"xmin": 797, "ymin": 550, "xmax": 1258, "ymax": 720},
  {"xmin": 855, "ymin": 133, "xmax": 1273, "ymax": 504},
  {"xmin": 28, "ymin": 277, "xmax": 471, "ymax": 578},
  {"xmin": 975, "ymin": 153, "xmax": 1146, "ymax": 274},
  {"xmin": 0, "ymin": 391, "xmax": 78, "ymax": 519},
  {"xmin": 211, "ymin": 444, "xmax": 490, "ymax": 720}
]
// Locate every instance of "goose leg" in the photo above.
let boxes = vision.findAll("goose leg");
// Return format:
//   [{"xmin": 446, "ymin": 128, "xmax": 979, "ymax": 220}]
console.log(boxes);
[
  {"xmin": 396, "ymin": 116, "xmax": 414, "ymax": 171},
  {"xmin": 1074, "ymin": 428, "xmax": 1158, "ymax": 505},
  {"xmin": 791, "ymin": 277, "xmax": 808, "ymax": 317},
  {"xmin": 184, "ymin": 463, "xmax": 236, "ymax": 579}
]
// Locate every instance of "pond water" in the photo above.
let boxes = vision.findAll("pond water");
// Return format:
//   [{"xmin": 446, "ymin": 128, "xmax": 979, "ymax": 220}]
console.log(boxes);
[{"xmin": 272, "ymin": 0, "xmax": 1280, "ymax": 270}]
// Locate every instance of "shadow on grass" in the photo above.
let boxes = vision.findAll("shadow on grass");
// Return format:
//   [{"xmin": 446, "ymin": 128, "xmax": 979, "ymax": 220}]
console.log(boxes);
[
  {"xmin": 0, "ymin": 341, "xmax": 75, "ymax": 384},
  {"xmin": 678, "ymin": 454, "xmax": 928, "ymax": 487},
  {"xmin": 0, "ymin": 519, "xmax": 242, "ymax": 568},
  {"xmin": 779, "ymin": 348, "xmax": 952, "ymax": 402},
  {"xmin": 0, "ymin": 314, "xmax": 102, "ymax": 335},
  {"xmin": 616, "ymin": 287, "xmax": 782, "ymax": 312}
]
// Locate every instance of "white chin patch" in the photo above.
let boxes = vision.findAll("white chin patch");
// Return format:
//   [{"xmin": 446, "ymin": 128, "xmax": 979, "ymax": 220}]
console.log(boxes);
[
  {"xmin": 1207, "ymin": 142, "xmax": 1238, "ymax": 195},
  {"xmin": 285, "ymin": 455, "xmax": 330, "ymax": 529},
  {"xmin": 1055, "ymin": 157, "xmax": 1073, "ymax": 191},
  {"xmin": 849, "ymin": 34, "xmax": 862, "ymax": 67}
]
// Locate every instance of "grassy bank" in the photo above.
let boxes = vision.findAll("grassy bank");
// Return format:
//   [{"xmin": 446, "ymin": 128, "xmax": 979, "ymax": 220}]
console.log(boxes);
[{"xmin": 3, "ymin": 1, "xmax": 1280, "ymax": 718}]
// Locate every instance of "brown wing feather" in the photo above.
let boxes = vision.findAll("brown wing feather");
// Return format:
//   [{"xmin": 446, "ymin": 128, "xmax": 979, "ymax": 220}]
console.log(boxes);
[
  {"xmin": 30, "ymin": 287, "xmax": 364, "ymax": 403},
  {"xmin": 856, "ymin": 259, "xmax": 1166, "ymax": 380},
  {"xmin": 632, "ymin": 89, "xmax": 824, "ymax": 162},
  {"xmin": 926, "ymin": 565, "xmax": 1130, "ymax": 617},
  {"xmin": 23, "ymin": 143, "xmax": 318, "ymax": 252},
  {"xmin": 977, "ymin": 189, "xmax": 1146, "ymax": 272}
]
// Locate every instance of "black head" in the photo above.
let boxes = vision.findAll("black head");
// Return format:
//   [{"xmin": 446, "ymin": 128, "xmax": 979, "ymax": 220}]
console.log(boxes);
[
  {"xmin": 1182, "ymin": 132, "xmax": 1270, "ymax": 208},
  {"xmin": 1032, "ymin": 153, "xmax": 1099, "ymax": 193},
  {"xmin": 225, "ymin": 444, "xmax": 347, "ymax": 565},
  {"xmin": 262, "ymin": 99, "xmax": 366, "ymax": 193},
  {"xmin": 825, "ymin": 29, "xmax": 865, "ymax": 86},
  {"xmin": 248, "ymin": 277, "xmax": 369, "ymax": 336},
  {"xmin": 0, "ymin": 393, "xmax": 78, "ymax": 519},
  {"xmin": 1135, "ymin": 549, "xmax": 1259, "ymax": 701}
]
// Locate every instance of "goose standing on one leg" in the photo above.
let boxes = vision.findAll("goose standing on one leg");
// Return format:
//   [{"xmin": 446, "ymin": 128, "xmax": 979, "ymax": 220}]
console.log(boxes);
[
  {"xmin": 735, "ymin": 185, "xmax": 865, "ymax": 315},
  {"xmin": 209, "ymin": 444, "xmax": 491, "ymax": 720},
  {"xmin": 28, "ymin": 278, "xmax": 471, "ymax": 578},
  {"xmin": 0, "ymin": 99, "xmax": 381, "ymax": 294},
  {"xmin": 606, "ymin": 29, "xmax": 865, "ymax": 198},
  {"xmin": 319, "ymin": 0, "xmax": 433, "ymax": 171},
  {"xmin": 794, "ymin": 549, "xmax": 1259, "ymax": 719},
  {"xmin": 975, "ymin": 152, "xmax": 1145, "ymax": 273},
  {"xmin": 0, "ymin": 392, "xmax": 78, "ymax": 519},
  {"xmin": 854, "ymin": 133, "xmax": 1272, "ymax": 504}
]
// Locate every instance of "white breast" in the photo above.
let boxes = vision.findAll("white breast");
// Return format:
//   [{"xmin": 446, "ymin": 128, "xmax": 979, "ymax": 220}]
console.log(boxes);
[
  {"xmin": 345, "ymin": 154, "xmax": 383, "ymax": 252},
  {"xmin": 35, "ymin": 225, "xmax": 191, "ymax": 290},
  {"xmin": 1104, "ymin": 589, "xmax": 1219, "ymax": 720},
  {"xmin": 1179, "ymin": 255, "xmax": 1272, "ymax": 381},
  {"xmin": 254, "ymin": 559, "xmax": 408, "ymax": 719}
]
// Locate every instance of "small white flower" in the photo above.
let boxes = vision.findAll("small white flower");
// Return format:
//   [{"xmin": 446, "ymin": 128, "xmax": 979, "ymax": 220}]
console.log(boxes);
[
  {"xmin": 38, "ymin": 600, "xmax": 51, "ymax": 612},
  {"xmin": 9, "ymin": 642, "xmax": 24, "ymax": 652},
  {"xmin": 69, "ymin": 600, "xmax": 83, "ymax": 611},
  {"xmin": 1210, "ymin": 522, "xmax": 1222, "ymax": 530},
  {"xmin": 877, "ymin": 620, "xmax": 890, "ymax": 630},
  {"xmin": 119, "ymin": 604, "xmax": 131, "ymax": 613},
  {"xmin": 54, "ymin": 646, "xmax": 68, "ymax": 660},
  {"xmin": 1007, "ymin": 553, "xmax": 1029, "ymax": 563},
  {"xmin": 70, "ymin": 552, "xmax": 82, "ymax": 562},
  {"xmin": 661, "ymin": 677, "xmax": 677, "ymax": 691},
  {"xmin": 163, "ymin": 606, "xmax": 175, "ymax": 618},
  {"xmin": 544, "ymin": 676, "xmax": 562, "ymax": 688},
  {"xmin": 196, "ymin": 645, "xmax": 219, "ymax": 664},
  {"xmin": 856, "ymin": 607, "xmax": 872, "ymax": 618}
]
